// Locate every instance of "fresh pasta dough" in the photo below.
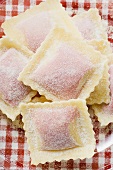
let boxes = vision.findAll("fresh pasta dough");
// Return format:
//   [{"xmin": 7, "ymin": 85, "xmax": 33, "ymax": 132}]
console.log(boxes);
[
  {"xmin": 0, "ymin": 37, "xmax": 36, "ymax": 121},
  {"xmin": 1, "ymin": 0, "xmax": 112, "ymax": 165},
  {"xmin": 21, "ymin": 99, "xmax": 95, "ymax": 165},
  {"xmin": 72, "ymin": 9, "xmax": 111, "ymax": 105},
  {"xmin": 18, "ymin": 27, "xmax": 106, "ymax": 101},
  {"xmin": 2, "ymin": 0, "xmax": 82, "ymax": 52}
]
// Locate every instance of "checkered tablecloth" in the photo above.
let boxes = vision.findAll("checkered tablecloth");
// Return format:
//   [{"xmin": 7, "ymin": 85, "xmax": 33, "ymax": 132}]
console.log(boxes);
[{"xmin": 0, "ymin": 0, "xmax": 113, "ymax": 169}]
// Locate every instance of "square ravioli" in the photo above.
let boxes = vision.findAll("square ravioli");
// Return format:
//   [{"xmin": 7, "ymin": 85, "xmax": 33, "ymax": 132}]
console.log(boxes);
[
  {"xmin": 92, "ymin": 62, "xmax": 113, "ymax": 126},
  {"xmin": 72, "ymin": 9, "xmax": 111, "ymax": 105},
  {"xmin": 92, "ymin": 55, "xmax": 113, "ymax": 126},
  {"xmin": 72, "ymin": 8, "xmax": 107, "ymax": 41},
  {"xmin": 72, "ymin": 9, "xmax": 112, "ymax": 56},
  {"xmin": 21, "ymin": 99, "xmax": 95, "ymax": 165},
  {"xmin": 86, "ymin": 43, "xmax": 111, "ymax": 105},
  {"xmin": 0, "ymin": 37, "xmax": 36, "ymax": 121},
  {"xmin": 87, "ymin": 62, "xmax": 110, "ymax": 105},
  {"xmin": 2, "ymin": 0, "xmax": 82, "ymax": 53},
  {"xmin": 18, "ymin": 27, "xmax": 106, "ymax": 101}
]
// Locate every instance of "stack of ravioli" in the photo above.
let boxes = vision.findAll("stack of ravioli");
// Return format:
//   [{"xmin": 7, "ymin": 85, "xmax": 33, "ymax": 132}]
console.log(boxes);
[{"xmin": 0, "ymin": 0, "xmax": 113, "ymax": 165}]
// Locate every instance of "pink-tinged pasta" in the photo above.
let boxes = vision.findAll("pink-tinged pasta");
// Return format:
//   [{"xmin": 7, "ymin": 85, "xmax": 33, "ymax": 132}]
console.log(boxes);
[
  {"xmin": 18, "ymin": 27, "xmax": 106, "ymax": 102},
  {"xmin": 30, "ymin": 106, "xmax": 80, "ymax": 150},
  {"xmin": 0, "ymin": 48, "xmax": 31, "ymax": 107},
  {"xmin": 30, "ymin": 43, "xmax": 93, "ymax": 100},
  {"xmin": 92, "ymin": 64, "xmax": 113, "ymax": 126},
  {"xmin": 73, "ymin": 17, "xmax": 94, "ymax": 40},
  {"xmin": 17, "ymin": 12, "xmax": 53, "ymax": 52},
  {"xmin": 72, "ymin": 9, "xmax": 111, "ymax": 105},
  {"xmin": 0, "ymin": 37, "xmax": 36, "ymax": 121},
  {"xmin": 72, "ymin": 9, "xmax": 107, "ymax": 41},
  {"xmin": 21, "ymin": 99, "xmax": 95, "ymax": 165},
  {"xmin": 2, "ymin": 0, "xmax": 82, "ymax": 53}
]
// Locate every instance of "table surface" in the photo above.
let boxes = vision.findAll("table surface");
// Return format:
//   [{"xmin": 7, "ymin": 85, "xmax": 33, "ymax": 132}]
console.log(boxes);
[{"xmin": 0, "ymin": 0, "xmax": 113, "ymax": 169}]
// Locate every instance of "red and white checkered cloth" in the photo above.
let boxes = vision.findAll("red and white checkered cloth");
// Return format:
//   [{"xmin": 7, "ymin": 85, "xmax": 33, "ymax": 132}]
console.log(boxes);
[{"xmin": 0, "ymin": 0, "xmax": 113, "ymax": 169}]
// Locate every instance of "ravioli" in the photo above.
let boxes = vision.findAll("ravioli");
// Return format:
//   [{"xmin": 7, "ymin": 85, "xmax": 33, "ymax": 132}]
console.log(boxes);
[
  {"xmin": 0, "ymin": 37, "xmax": 36, "ymax": 121},
  {"xmin": 2, "ymin": 0, "xmax": 82, "ymax": 52},
  {"xmin": 93, "ymin": 64, "xmax": 113, "ymax": 126},
  {"xmin": 21, "ymin": 99, "xmax": 95, "ymax": 165},
  {"xmin": 72, "ymin": 9, "xmax": 111, "ymax": 104},
  {"xmin": 18, "ymin": 27, "xmax": 106, "ymax": 101}
]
